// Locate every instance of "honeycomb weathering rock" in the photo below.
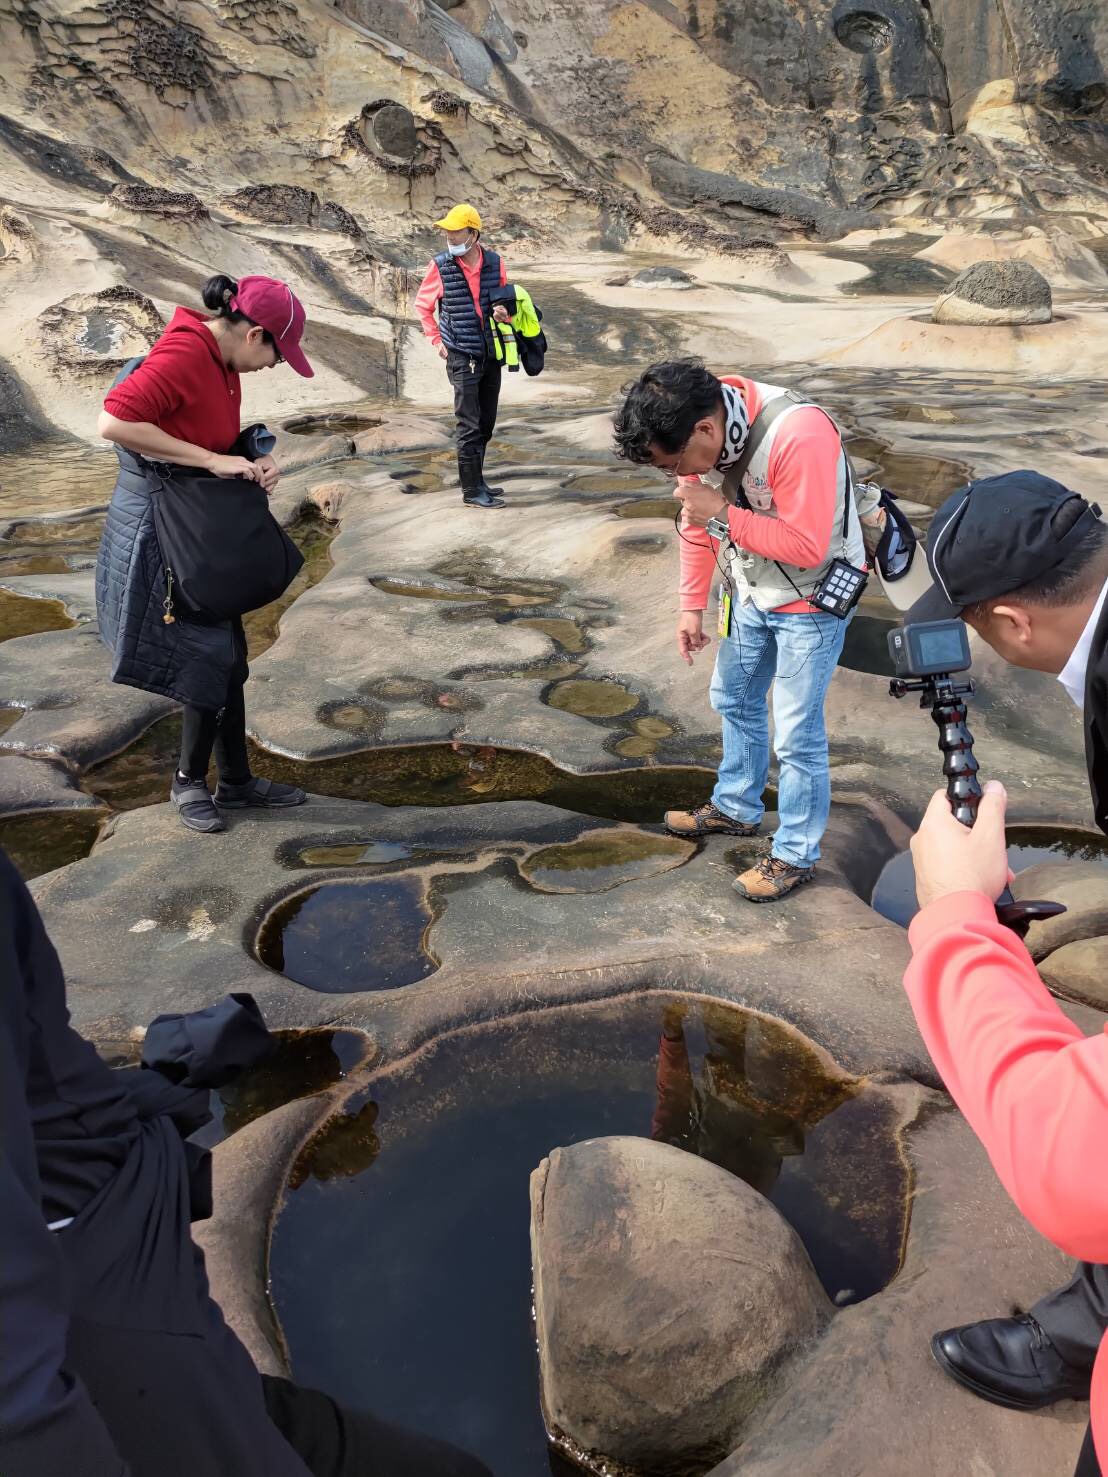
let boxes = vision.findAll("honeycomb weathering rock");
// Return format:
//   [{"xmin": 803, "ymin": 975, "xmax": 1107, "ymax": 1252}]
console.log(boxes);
[
  {"xmin": 110, "ymin": 184, "xmax": 208, "ymax": 221},
  {"xmin": 36, "ymin": 286, "xmax": 164, "ymax": 378}
]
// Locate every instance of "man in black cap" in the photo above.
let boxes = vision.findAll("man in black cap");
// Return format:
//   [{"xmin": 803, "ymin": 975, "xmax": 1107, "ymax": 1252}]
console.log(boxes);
[{"xmin": 904, "ymin": 469, "xmax": 1108, "ymax": 1421}]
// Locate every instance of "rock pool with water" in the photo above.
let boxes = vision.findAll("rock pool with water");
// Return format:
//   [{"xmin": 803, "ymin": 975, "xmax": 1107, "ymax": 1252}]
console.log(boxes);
[
  {"xmin": 872, "ymin": 828, "xmax": 1108, "ymax": 927},
  {"xmin": 269, "ymin": 994, "xmax": 907, "ymax": 1477}
]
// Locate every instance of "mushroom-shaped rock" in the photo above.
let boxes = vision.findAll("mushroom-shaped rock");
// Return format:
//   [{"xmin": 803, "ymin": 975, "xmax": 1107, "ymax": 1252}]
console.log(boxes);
[
  {"xmin": 628, "ymin": 265, "xmax": 696, "ymax": 290},
  {"xmin": 932, "ymin": 260, "xmax": 1052, "ymax": 326},
  {"xmin": 531, "ymin": 1135, "xmax": 831, "ymax": 1472}
]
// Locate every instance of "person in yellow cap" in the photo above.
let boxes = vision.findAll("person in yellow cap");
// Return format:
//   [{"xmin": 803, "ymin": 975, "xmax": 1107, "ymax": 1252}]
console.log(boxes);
[{"xmin": 415, "ymin": 205, "xmax": 513, "ymax": 510}]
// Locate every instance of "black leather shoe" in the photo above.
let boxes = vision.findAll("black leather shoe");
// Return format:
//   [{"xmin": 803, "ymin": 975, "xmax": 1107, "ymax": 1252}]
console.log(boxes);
[
  {"xmin": 462, "ymin": 489, "xmax": 505, "ymax": 509},
  {"xmin": 931, "ymin": 1315, "xmax": 1092, "ymax": 1411}
]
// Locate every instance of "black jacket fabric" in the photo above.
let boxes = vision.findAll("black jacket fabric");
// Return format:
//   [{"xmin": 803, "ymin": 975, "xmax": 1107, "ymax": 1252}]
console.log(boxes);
[
  {"xmin": 94, "ymin": 447, "xmax": 239, "ymax": 711},
  {"xmin": 0, "ymin": 849, "xmax": 301, "ymax": 1477},
  {"xmin": 1084, "ymin": 595, "xmax": 1108, "ymax": 836}
]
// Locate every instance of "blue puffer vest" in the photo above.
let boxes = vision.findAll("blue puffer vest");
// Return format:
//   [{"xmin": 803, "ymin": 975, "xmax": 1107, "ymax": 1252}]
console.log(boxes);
[
  {"xmin": 95, "ymin": 447, "xmax": 239, "ymax": 711},
  {"xmin": 435, "ymin": 248, "xmax": 502, "ymax": 358}
]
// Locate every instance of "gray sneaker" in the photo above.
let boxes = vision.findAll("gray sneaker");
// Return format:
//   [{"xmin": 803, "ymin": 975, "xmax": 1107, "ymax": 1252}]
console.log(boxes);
[
  {"xmin": 170, "ymin": 776, "xmax": 225, "ymax": 834},
  {"xmin": 214, "ymin": 775, "xmax": 306, "ymax": 809}
]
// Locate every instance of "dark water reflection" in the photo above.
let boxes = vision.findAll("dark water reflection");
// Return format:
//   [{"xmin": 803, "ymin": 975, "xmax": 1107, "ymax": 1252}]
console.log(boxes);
[
  {"xmin": 270, "ymin": 994, "xmax": 907, "ymax": 1477},
  {"xmin": 872, "ymin": 829, "xmax": 1108, "ymax": 927}
]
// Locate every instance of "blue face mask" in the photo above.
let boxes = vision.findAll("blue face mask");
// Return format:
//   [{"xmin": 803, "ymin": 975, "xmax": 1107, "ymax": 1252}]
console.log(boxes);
[{"xmin": 447, "ymin": 237, "xmax": 471, "ymax": 257}]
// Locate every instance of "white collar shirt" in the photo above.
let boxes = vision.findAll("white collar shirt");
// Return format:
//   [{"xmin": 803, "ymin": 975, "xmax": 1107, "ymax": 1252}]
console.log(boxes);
[{"xmin": 1058, "ymin": 578, "xmax": 1108, "ymax": 710}]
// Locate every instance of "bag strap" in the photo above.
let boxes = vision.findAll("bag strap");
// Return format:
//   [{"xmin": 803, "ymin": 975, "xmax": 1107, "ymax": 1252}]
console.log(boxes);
[
  {"xmin": 723, "ymin": 390, "xmax": 858, "ymax": 545},
  {"xmin": 722, "ymin": 390, "xmax": 805, "ymax": 507}
]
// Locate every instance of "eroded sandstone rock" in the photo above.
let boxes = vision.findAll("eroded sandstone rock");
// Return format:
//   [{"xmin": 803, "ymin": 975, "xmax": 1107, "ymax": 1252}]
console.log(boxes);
[
  {"xmin": 932, "ymin": 260, "xmax": 1052, "ymax": 326},
  {"xmin": 1012, "ymin": 859, "xmax": 1108, "ymax": 961},
  {"xmin": 1038, "ymin": 934, "xmax": 1108, "ymax": 1010},
  {"xmin": 36, "ymin": 286, "xmax": 164, "ymax": 378},
  {"xmin": 531, "ymin": 1135, "xmax": 830, "ymax": 1472},
  {"xmin": 110, "ymin": 184, "xmax": 208, "ymax": 221}
]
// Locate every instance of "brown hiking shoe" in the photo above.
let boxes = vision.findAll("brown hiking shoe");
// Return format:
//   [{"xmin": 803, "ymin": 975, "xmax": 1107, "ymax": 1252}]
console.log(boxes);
[
  {"xmin": 733, "ymin": 855, "xmax": 814, "ymax": 903},
  {"xmin": 664, "ymin": 802, "xmax": 760, "ymax": 839}
]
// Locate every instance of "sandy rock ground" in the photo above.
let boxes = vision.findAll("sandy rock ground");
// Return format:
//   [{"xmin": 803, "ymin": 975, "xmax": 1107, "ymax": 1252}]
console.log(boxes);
[{"xmin": 2, "ymin": 0, "xmax": 1108, "ymax": 1467}]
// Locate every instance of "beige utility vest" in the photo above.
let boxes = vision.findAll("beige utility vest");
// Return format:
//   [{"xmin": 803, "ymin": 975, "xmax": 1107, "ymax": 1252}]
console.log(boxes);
[{"xmin": 720, "ymin": 383, "xmax": 865, "ymax": 613}]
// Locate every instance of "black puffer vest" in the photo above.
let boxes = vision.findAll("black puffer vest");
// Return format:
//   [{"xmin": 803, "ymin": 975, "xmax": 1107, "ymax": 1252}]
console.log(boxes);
[{"xmin": 436, "ymin": 248, "xmax": 501, "ymax": 358}]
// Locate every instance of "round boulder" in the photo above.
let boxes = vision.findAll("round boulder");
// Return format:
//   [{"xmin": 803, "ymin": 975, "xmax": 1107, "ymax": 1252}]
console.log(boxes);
[
  {"xmin": 1011, "ymin": 859, "xmax": 1108, "ymax": 962},
  {"xmin": 628, "ymin": 265, "xmax": 696, "ymax": 290},
  {"xmin": 530, "ymin": 1135, "xmax": 831, "ymax": 1472},
  {"xmin": 370, "ymin": 103, "xmax": 419, "ymax": 162},
  {"xmin": 1038, "ymin": 934, "xmax": 1108, "ymax": 1010},
  {"xmin": 932, "ymin": 260, "xmax": 1052, "ymax": 326}
]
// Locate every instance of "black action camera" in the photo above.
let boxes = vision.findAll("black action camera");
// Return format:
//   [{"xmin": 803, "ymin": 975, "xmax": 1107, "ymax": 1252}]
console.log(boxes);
[{"xmin": 887, "ymin": 618, "xmax": 971, "ymax": 682}]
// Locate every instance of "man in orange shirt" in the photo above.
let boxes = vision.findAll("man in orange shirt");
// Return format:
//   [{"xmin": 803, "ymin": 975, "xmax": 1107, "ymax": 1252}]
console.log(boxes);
[
  {"xmin": 613, "ymin": 359, "xmax": 862, "ymax": 903},
  {"xmin": 414, "ymin": 204, "xmax": 512, "ymax": 510}
]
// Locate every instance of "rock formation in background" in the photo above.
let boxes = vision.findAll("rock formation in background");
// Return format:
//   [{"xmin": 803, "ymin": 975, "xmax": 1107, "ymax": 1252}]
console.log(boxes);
[{"xmin": 0, "ymin": 0, "xmax": 1105, "ymax": 439}]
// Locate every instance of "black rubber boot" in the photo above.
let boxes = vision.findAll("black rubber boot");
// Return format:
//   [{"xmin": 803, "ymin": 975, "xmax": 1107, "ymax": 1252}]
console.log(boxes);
[
  {"xmin": 460, "ymin": 455, "xmax": 503, "ymax": 509},
  {"xmin": 478, "ymin": 446, "xmax": 504, "ymax": 497}
]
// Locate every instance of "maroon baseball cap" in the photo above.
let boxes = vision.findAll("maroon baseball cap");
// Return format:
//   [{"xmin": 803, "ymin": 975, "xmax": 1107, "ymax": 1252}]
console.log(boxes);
[{"xmin": 230, "ymin": 276, "xmax": 314, "ymax": 378}]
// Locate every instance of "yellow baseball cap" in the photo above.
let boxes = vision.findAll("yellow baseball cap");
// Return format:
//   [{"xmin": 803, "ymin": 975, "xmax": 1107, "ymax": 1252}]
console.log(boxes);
[{"xmin": 435, "ymin": 204, "xmax": 481, "ymax": 232}]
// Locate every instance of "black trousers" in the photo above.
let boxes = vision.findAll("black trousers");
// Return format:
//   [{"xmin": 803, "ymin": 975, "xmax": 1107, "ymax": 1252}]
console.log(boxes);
[
  {"xmin": 1033, "ymin": 1263, "xmax": 1108, "ymax": 1371},
  {"xmin": 1031, "ymin": 1264, "xmax": 1106, "ymax": 1476},
  {"xmin": 62, "ymin": 1114, "xmax": 493, "ymax": 1477},
  {"xmin": 1076, "ymin": 1425, "xmax": 1100, "ymax": 1477},
  {"xmin": 179, "ymin": 619, "xmax": 250, "ymax": 783},
  {"xmin": 445, "ymin": 349, "xmax": 501, "ymax": 493}
]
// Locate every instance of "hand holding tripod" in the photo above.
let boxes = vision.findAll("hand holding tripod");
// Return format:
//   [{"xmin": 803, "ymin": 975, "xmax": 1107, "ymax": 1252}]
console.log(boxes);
[{"xmin": 888, "ymin": 622, "xmax": 1065, "ymax": 939}]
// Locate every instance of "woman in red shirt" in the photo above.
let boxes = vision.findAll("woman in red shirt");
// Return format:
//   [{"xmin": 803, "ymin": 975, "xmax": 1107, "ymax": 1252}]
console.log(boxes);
[
  {"xmin": 96, "ymin": 273, "xmax": 313, "ymax": 833},
  {"xmin": 906, "ymin": 782, "xmax": 1108, "ymax": 1475}
]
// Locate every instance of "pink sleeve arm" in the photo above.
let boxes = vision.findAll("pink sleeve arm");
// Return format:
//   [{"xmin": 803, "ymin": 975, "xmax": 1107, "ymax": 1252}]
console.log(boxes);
[
  {"xmin": 726, "ymin": 411, "xmax": 840, "ymax": 569},
  {"xmin": 414, "ymin": 261, "xmax": 443, "ymax": 346},
  {"xmin": 677, "ymin": 486, "xmax": 719, "ymax": 611},
  {"xmin": 906, "ymin": 892, "xmax": 1108, "ymax": 1261},
  {"xmin": 499, "ymin": 256, "xmax": 508, "ymax": 286}
]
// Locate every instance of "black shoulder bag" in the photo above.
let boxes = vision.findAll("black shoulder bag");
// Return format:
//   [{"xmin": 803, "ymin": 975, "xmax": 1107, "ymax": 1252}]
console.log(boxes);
[{"xmin": 147, "ymin": 464, "xmax": 303, "ymax": 623}]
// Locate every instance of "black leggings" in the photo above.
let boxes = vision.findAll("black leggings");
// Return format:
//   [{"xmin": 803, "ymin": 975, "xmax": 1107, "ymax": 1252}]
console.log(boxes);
[
  {"xmin": 179, "ymin": 620, "xmax": 250, "ymax": 784},
  {"xmin": 1076, "ymin": 1426, "xmax": 1101, "ymax": 1477}
]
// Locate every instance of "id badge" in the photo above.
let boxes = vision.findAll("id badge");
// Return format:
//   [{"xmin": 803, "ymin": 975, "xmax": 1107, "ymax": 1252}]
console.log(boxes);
[{"xmin": 717, "ymin": 584, "xmax": 732, "ymax": 639}]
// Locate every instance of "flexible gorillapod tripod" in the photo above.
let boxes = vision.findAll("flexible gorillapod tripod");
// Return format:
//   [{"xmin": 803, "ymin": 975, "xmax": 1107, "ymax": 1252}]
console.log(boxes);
[{"xmin": 890, "ymin": 672, "xmax": 1065, "ymax": 939}]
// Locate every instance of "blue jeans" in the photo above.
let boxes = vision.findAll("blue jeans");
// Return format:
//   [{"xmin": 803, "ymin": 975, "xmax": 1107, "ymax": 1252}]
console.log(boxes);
[{"xmin": 709, "ymin": 600, "xmax": 849, "ymax": 868}]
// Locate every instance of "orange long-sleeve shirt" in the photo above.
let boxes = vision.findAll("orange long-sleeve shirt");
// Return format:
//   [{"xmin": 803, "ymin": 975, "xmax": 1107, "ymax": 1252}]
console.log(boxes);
[
  {"xmin": 906, "ymin": 891, "xmax": 1108, "ymax": 1472},
  {"xmin": 678, "ymin": 376, "xmax": 845, "ymax": 615},
  {"xmin": 414, "ymin": 249, "xmax": 509, "ymax": 348}
]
